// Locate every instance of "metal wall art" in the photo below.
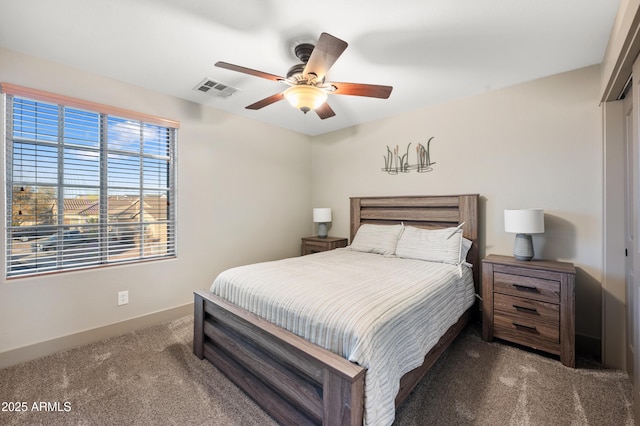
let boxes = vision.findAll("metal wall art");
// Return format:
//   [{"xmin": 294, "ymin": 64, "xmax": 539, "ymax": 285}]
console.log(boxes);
[{"xmin": 382, "ymin": 137, "xmax": 435, "ymax": 174}]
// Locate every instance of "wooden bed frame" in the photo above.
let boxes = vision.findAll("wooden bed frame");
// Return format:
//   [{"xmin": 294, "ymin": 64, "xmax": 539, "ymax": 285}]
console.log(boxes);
[{"xmin": 193, "ymin": 194, "xmax": 479, "ymax": 425}]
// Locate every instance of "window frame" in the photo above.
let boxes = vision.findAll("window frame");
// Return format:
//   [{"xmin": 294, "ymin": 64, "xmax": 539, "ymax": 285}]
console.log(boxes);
[{"xmin": 2, "ymin": 83, "xmax": 179, "ymax": 278}]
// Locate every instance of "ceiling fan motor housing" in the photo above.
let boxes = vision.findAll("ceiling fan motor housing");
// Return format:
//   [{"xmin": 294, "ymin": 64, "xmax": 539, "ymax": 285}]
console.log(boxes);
[
  {"xmin": 287, "ymin": 43, "xmax": 316, "ymax": 79},
  {"xmin": 294, "ymin": 43, "xmax": 315, "ymax": 63},
  {"xmin": 286, "ymin": 63, "xmax": 306, "ymax": 79}
]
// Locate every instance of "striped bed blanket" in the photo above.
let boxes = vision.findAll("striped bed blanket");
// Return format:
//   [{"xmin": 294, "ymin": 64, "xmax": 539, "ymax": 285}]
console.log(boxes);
[{"xmin": 210, "ymin": 248, "xmax": 475, "ymax": 426}]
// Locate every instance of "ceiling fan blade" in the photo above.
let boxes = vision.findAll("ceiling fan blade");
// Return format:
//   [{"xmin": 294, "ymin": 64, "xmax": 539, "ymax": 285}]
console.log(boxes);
[
  {"xmin": 330, "ymin": 82, "xmax": 393, "ymax": 99},
  {"xmin": 315, "ymin": 102, "xmax": 336, "ymax": 120},
  {"xmin": 245, "ymin": 92, "xmax": 285, "ymax": 110},
  {"xmin": 215, "ymin": 61, "xmax": 284, "ymax": 82},
  {"xmin": 303, "ymin": 33, "xmax": 348, "ymax": 81}
]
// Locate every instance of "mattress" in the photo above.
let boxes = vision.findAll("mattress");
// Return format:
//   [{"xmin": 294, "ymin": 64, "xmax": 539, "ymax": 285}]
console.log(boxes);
[{"xmin": 210, "ymin": 248, "xmax": 475, "ymax": 426}]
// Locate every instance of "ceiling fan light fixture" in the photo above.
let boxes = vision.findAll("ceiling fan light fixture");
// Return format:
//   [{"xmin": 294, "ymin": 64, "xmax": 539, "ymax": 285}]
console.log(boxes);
[
  {"xmin": 215, "ymin": 33, "xmax": 392, "ymax": 120},
  {"xmin": 284, "ymin": 85, "xmax": 327, "ymax": 113}
]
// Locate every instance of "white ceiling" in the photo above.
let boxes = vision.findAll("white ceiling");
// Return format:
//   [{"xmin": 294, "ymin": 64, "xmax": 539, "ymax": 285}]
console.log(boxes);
[{"xmin": 0, "ymin": 0, "xmax": 620, "ymax": 136}]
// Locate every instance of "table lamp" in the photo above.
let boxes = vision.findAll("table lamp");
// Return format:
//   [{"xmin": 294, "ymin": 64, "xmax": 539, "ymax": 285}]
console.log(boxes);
[
  {"xmin": 504, "ymin": 209, "xmax": 544, "ymax": 261},
  {"xmin": 313, "ymin": 208, "xmax": 332, "ymax": 238}
]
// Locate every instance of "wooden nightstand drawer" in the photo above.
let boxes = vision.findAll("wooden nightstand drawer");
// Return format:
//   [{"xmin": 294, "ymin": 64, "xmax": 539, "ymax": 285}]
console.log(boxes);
[
  {"xmin": 301, "ymin": 236, "xmax": 348, "ymax": 256},
  {"xmin": 493, "ymin": 264, "xmax": 563, "ymax": 282},
  {"xmin": 304, "ymin": 241, "xmax": 329, "ymax": 252},
  {"xmin": 494, "ymin": 293, "xmax": 559, "ymax": 325},
  {"xmin": 493, "ymin": 272, "xmax": 560, "ymax": 304},
  {"xmin": 494, "ymin": 311, "xmax": 560, "ymax": 354}
]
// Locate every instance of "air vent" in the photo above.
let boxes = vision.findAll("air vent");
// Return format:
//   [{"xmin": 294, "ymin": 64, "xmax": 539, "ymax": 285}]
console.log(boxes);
[{"xmin": 193, "ymin": 78, "xmax": 239, "ymax": 99}]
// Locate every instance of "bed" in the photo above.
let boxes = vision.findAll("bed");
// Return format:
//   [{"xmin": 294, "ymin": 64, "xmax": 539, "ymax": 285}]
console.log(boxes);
[{"xmin": 193, "ymin": 194, "xmax": 479, "ymax": 425}]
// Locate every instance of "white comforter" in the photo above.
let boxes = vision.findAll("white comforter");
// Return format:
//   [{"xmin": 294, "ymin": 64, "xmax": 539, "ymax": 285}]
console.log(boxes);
[{"xmin": 210, "ymin": 248, "xmax": 475, "ymax": 426}]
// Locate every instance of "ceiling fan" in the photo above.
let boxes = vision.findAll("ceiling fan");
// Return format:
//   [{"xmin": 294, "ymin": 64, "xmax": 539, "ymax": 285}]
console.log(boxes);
[{"xmin": 215, "ymin": 32, "xmax": 393, "ymax": 120}]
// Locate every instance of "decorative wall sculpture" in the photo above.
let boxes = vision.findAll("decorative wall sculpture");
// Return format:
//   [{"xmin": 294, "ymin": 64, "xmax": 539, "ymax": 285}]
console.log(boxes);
[{"xmin": 382, "ymin": 137, "xmax": 435, "ymax": 174}]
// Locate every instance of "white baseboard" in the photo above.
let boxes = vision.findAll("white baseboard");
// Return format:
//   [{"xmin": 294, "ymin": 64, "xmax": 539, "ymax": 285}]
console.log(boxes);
[{"xmin": 0, "ymin": 303, "xmax": 193, "ymax": 370}]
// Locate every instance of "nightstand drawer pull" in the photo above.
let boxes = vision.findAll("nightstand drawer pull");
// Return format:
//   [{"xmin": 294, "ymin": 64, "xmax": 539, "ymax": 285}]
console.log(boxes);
[
  {"xmin": 513, "ymin": 304, "xmax": 538, "ymax": 314},
  {"xmin": 512, "ymin": 283, "xmax": 539, "ymax": 292},
  {"xmin": 512, "ymin": 322, "xmax": 538, "ymax": 332}
]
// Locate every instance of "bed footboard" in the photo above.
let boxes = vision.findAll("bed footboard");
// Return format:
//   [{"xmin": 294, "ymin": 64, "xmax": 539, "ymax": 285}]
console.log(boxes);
[{"xmin": 193, "ymin": 290, "xmax": 365, "ymax": 426}]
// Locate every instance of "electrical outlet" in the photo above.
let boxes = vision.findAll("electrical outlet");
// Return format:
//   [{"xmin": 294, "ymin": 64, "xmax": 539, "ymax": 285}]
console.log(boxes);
[{"xmin": 118, "ymin": 290, "xmax": 129, "ymax": 306}]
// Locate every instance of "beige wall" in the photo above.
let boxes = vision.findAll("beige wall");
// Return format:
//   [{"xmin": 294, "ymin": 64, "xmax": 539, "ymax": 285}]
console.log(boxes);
[
  {"xmin": 0, "ymin": 47, "xmax": 312, "ymax": 355},
  {"xmin": 311, "ymin": 65, "xmax": 603, "ymax": 342}
]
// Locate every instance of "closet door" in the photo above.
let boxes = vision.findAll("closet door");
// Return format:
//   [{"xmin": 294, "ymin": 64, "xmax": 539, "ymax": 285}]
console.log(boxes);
[
  {"xmin": 630, "ymin": 57, "xmax": 640, "ymax": 396},
  {"xmin": 624, "ymin": 87, "xmax": 635, "ymax": 377}
]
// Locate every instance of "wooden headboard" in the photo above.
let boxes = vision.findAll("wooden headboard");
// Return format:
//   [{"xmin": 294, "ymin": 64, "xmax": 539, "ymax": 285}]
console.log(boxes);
[{"xmin": 350, "ymin": 194, "xmax": 480, "ymax": 288}]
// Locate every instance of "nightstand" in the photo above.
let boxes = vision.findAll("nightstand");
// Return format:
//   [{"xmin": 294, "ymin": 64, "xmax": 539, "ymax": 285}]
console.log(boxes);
[
  {"xmin": 301, "ymin": 236, "xmax": 348, "ymax": 256},
  {"xmin": 482, "ymin": 254, "xmax": 576, "ymax": 367}
]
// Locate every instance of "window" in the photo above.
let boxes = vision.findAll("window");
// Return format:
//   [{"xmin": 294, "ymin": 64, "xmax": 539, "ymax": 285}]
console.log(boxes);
[{"xmin": 3, "ymin": 83, "xmax": 178, "ymax": 278}]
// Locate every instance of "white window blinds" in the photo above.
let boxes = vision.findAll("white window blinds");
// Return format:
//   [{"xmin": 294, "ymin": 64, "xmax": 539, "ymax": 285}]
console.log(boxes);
[{"xmin": 4, "ymin": 85, "xmax": 178, "ymax": 278}]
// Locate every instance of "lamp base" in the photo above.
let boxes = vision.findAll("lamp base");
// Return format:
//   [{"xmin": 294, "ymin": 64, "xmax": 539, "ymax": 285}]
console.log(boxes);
[
  {"xmin": 317, "ymin": 223, "xmax": 328, "ymax": 238},
  {"xmin": 513, "ymin": 233, "xmax": 534, "ymax": 261}
]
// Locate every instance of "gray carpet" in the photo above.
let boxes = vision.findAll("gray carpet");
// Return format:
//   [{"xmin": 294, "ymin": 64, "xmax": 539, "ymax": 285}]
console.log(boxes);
[{"xmin": 0, "ymin": 315, "xmax": 634, "ymax": 425}]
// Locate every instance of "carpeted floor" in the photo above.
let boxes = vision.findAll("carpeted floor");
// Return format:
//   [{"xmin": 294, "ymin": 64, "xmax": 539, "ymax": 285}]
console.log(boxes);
[{"xmin": 0, "ymin": 315, "xmax": 634, "ymax": 425}]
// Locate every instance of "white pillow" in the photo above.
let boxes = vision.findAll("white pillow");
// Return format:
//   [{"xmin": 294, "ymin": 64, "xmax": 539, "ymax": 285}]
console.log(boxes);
[
  {"xmin": 461, "ymin": 237, "xmax": 473, "ymax": 263},
  {"xmin": 395, "ymin": 226, "xmax": 465, "ymax": 264},
  {"xmin": 349, "ymin": 224, "xmax": 404, "ymax": 256}
]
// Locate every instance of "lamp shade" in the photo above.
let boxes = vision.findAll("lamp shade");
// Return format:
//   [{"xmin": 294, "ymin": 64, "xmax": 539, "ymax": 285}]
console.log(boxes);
[
  {"xmin": 284, "ymin": 85, "xmax": 327, "ymax": 113},
  {"xmin": 313, "ymin": 208, "xmax": 332, "ymax": 223},
  {"xmin": 504, "ymin": 209, "xmax": 544, "ymax": 234}
]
